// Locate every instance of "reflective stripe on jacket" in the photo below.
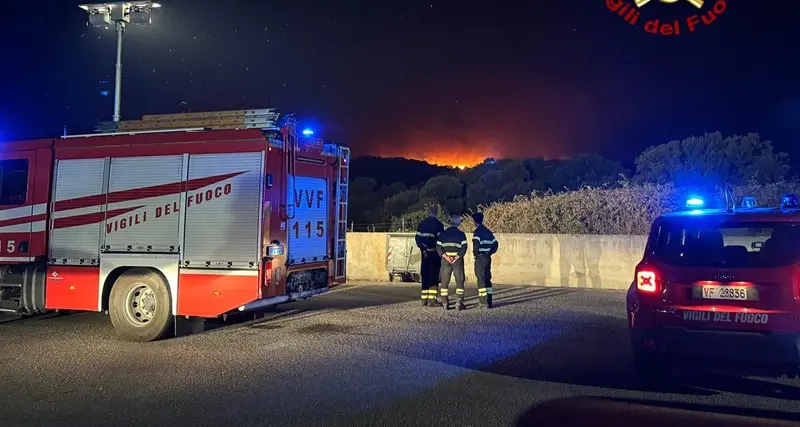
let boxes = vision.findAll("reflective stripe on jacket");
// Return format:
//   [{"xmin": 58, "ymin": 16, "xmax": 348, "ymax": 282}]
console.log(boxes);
[
  {"xmin": 415, "ymin": 216, "xmax": 444, "ymax": 251},
  {"xmin": 472, "ymin": 224, "xmax": 498, "ymax": 256},
  {"xmin": 436, "ymin": 226, "xmax": 468, "ymax": 257}
]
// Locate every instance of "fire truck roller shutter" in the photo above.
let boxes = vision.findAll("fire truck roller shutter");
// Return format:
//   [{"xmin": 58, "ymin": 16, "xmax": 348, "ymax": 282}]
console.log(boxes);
[
  {"xmin": 104, "ymin": 155, "xmax": 184, "ymax": 253},
  {"xmin": 287, "ymin": 176, "xmax": 328, "ymax": 264},
  {"xmin": 182, "ymin": 152, "xmax": 263, "ymax": 267},
  {"xmin": 49, "ymin": 158, "xmax": 107, "ymax": 264}
]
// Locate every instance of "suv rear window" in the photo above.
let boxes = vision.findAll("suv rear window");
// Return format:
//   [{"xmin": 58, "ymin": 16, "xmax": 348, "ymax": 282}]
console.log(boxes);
[{"xmin": 651, "ymin": 221, "xmax": 800, "ymax": 268}]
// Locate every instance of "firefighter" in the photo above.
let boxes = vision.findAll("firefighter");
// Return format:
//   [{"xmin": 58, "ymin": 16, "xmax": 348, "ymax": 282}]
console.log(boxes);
[
  {"xmin": 472, "ymin": 212, "xmax": 498, "ymax": 308},
  {"xmin": 415, "ymin": 205, "xmax": 444, "ymax": 307},
  {"xmin": 436, "ymin": 213, "xmax": 468, "ymax": 311}
]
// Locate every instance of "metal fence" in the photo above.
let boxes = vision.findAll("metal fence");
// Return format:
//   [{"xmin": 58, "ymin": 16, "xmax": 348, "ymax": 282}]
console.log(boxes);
[{"xmin": 349, "ymin": 220, "xmax": 413, "ymax": 233}]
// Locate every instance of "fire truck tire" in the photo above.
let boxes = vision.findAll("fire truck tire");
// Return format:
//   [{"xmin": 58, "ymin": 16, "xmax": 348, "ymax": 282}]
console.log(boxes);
[{"xmin": 108, "ymin": 269, "xmax": 172, "ymax": 342}]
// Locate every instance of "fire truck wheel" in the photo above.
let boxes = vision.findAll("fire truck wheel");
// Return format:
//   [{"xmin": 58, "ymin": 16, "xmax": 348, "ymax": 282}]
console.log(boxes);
[{"xmin": 109, "ymin": 269, "xmax": 172, "ymax": 342}]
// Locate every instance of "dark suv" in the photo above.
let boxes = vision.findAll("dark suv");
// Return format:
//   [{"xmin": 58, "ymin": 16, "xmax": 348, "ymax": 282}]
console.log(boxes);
[{"xmin": 627, "ymin": 194, "xmax": 800, "ymax": 384}]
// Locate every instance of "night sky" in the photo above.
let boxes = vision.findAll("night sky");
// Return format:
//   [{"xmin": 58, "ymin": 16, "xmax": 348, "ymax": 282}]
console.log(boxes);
[{"xmin": 1, "ymin": 0, "xmax": 798, "ymax": 167}]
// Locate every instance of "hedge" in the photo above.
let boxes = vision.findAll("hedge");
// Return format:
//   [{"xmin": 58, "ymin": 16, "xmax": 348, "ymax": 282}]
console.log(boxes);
[{"xmin": 393, "ymin": 182, "xmax": 800, "ymax": 235}]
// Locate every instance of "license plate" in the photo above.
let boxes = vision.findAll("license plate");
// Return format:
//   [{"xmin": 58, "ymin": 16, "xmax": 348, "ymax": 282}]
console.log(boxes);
[{"xmin": 701, "ymin": 285, "xmax": 748, "ymax": 300}]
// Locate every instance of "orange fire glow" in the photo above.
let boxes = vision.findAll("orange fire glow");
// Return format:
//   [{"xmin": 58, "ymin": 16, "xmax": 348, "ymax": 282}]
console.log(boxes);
[
  {"xmin": 411, "ymin": 153, "xmax": 488, "ymax": 169},
  {"xmin": 369, "ymin": 139, "xmax": 495, "ymax": 169}
]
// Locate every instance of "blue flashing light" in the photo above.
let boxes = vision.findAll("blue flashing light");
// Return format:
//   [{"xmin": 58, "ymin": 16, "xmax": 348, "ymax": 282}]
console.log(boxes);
[
  {"xmin": 780, "ymin": 193, "xmax": 799, "ymax": 210},
  {"xmin": 301, "ymin": 128, "xmax": 314, "ymax": 136},
  {"xmin": 686, "ymin": 197, "xmax": 705, "ymax": 208}
]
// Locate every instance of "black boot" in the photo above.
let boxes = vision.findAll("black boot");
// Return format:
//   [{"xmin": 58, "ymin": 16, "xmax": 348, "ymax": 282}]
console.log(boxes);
[{"xmin": 456, "ymin": 300, "xmax": 466, "ymax": 311}]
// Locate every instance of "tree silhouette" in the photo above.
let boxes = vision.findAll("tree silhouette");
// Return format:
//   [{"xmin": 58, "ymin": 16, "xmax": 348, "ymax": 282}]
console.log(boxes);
[
  {"xmin": 349, "ymin": 177, "xmax": 381, "ymax": 224},
  {"xmin": 419, "ymin": 175, "xmax": 463, "ymax": 204},
  {"xmin": 634, "ymin": 132, "xmax": 790, "ymax": 186},
  {"xmin": 384, "ymin": 189, "xmax": 419, "ymax": 217},
  {"xmin": 347, "ymin": 133, "xmax": 793, "ymax": 229}
]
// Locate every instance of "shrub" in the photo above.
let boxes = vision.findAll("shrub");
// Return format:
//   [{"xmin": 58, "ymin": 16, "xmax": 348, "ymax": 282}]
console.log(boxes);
[
  {"xmin": 457, "ymin": 183, "xmax": 676, "ymax": 235},
  {"xmin": 389, "ymin": 204, "xmax": 453, "ymax": 232},
  {"xmin": 447, "ymin": 181, "xmax": 800, "ymax": 235}
]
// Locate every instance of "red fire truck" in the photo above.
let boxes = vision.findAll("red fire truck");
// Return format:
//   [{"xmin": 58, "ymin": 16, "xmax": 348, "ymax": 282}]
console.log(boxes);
[{"xmin": 0, "ymin": 109, "xmax": 350, "ymax": 342}]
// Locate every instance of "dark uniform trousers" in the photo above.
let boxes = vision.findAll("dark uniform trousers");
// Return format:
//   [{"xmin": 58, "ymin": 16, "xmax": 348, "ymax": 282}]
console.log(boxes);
[
  {"xmin": 437, "ymin": 225, "xmax": 468, "ymax": 309},
  {"xmin": 416, "ymin": 216, "xmax": 445, "ymax": 305},
  {"xmin": 474, "ymin": 254, "xmax": 493, "ymax": 307},
  {"xmin": 472, "ymin": 224, "xmax": 498, "ymax": 308},
  {"xmin": 421, "ymin": 250, "xmax": 441, "ymax": 303},
  {"xmin": 440, "ymin": 257, "xmax": 466, "ymax": 307}
]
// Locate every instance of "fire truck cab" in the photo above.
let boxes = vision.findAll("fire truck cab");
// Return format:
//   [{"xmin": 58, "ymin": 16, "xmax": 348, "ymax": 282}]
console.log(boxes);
[{"xmin": 0, "ymin": 109, "xmax": 350, "ymax": 342}]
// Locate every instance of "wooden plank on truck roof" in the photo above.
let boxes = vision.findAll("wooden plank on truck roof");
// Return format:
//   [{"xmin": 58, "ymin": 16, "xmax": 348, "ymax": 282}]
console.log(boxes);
[
  {"xmin": 124, "ymin": 117, "xmax": 250, "ymax": 127},
  {"xmin": 118, "ymin": 118, "xmax": 277, "ymax": 131},
  {"xmin": 120, "ymin": 115, "xmax": 278, "ymax": 126},
  {"xmin": 141, "ymin": 108, "xmax": 277, "ymax": 121},
  {"xmin": 142, "ymin": 109, "xmax": 275, "ymax": 120},
  {"xmin": 120, "ymin": 118, "xmax": 235, "ymax": 129},
  {"xmin": 140, "ymin": 110, "xmax": 234, "ymax": 121},
  {"xmin": 202, "ymin": 123, "xmax": 279, "ymax": 130},
  {"xmin": 92, "ymin": 108, "xmax": 281, "ymax": 134}
]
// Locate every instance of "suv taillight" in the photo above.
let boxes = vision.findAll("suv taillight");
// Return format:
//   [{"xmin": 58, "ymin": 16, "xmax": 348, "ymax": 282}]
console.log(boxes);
[
  {"xmin": 636, "ymin": 267, "xmax": 660, "ymax": 294},
  {"xmin": 796, "ymin": 268, "xmax": 800, "ymax": 301}
]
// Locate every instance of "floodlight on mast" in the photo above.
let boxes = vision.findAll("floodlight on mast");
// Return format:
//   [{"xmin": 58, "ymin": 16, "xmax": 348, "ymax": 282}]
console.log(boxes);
[{"xmin": 78, "ymin": 2, "xmax": 162, "ymax": 123}]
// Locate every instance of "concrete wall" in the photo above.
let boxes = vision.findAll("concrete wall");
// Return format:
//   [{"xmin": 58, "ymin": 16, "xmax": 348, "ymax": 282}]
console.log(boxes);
[{"xmin": 346, "ymin": 233, "xmax": 648, "ymax": 290}]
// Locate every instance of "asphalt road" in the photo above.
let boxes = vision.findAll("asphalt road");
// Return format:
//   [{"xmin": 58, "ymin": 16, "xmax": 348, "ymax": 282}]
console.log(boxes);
[{"xmin": 2, "ymin": 284, "xmax": 800, "ymax": 427}]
